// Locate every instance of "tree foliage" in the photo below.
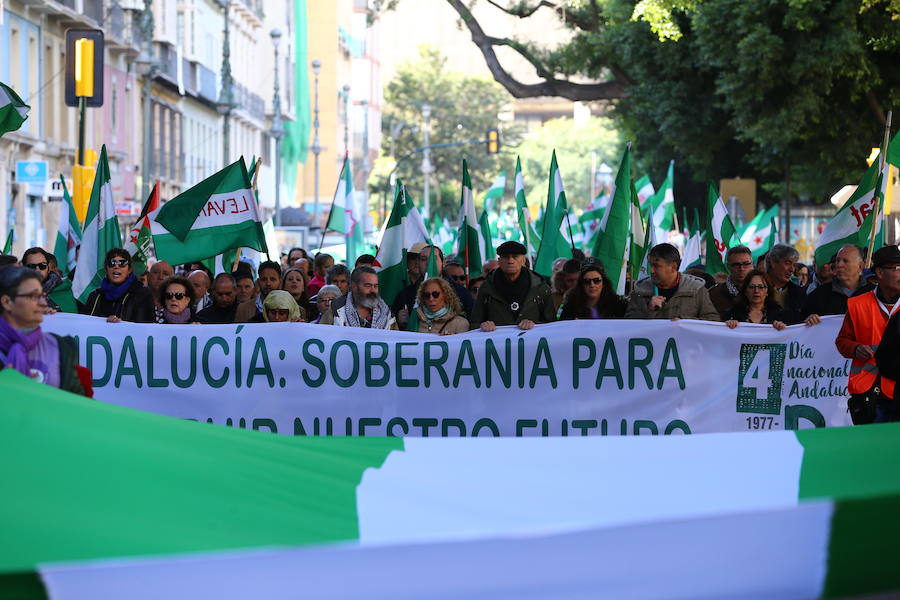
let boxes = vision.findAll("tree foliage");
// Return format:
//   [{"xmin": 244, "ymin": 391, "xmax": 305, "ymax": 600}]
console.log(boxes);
[{"xmin": 373, "ymin": 45, "xmax": 523, "ymax": 218}]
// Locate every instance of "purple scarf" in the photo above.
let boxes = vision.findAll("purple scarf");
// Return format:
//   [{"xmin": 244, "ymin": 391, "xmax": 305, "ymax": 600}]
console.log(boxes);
[
  {"xmin": 0, "ymin": 317, "xmax": 60, "ymax": 386},
  {"xmin": 100, "ymin": 274, "xmax": 136, "ymax": 302}
]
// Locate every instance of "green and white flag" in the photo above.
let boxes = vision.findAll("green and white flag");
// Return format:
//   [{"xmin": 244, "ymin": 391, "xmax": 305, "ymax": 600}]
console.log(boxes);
[
  {"xmin": 814, "ymin": 132, "xmax": 899, "ymax": 268},
  {"xmin": 72, "ymin": 145, "xmax": 122, "ymax": 303},
  {"xmin": 705, "ymin": 181, "xmax": 738, "ymax": 274},
  {"xmin": 593, "ymin": 145, "xmax": 633, "ymax": 294},
  {"xmin": 630, "ymin": 185, "xmax": 650, "ymax": 281},
  {"xmin": 514, "ymin": 156, "xmax": 540, "ymax": 256},
  {"xmin": 534, "ymin": 150, "xmax": 573, "ymax": 276},
  {"xmin": 0, "ymin": 81, "xmax": 30, "ymax": 137},
  {"xmin": 478, "ymin": 209, "xmax": 495, "ymax": 262},
  {"xmin": 647, "ymin": 160, "xmax": 676, "ymax": 239},
  {"xmin": 326, "ymin": 158, "xmax": 363, "ymax": 266},
  {"xmin": 740, "ymin": 204, "xmax": 780, "ymax": 260},
  {"xmin": 374, "ymin": 180, "xmax": 430, "ymax": 306},
  {"xmin": 150, "ymin": 158, "xmax": 268, "ymax": 265},
  {"xmin": 434, "ymin": 216, "xmax": 457, "ymax": 256},
  {"xmin": 456, "ymin": 159, "xmax": 482, "ymax": 279},
  {"xmin": 123, "ymin": 181, "xmax": 160, "ymax": 277},
  {"xmin": 483, "ymin": 170, "xmax": 506, "ymax": 213},
  {"xmin": 53, "ymin": 175, "xmax": 83, "ymax": 276},
  {"xmin": 2, "ymin": 228, "xmax": 13, "ymax": 254},
  {"xmin": 579, "ymin": 190, "xmax": 608, "ymax": 251},
  {"xmin": 635, "ymin": 173, "xmax": 655, "ymax": 207}
]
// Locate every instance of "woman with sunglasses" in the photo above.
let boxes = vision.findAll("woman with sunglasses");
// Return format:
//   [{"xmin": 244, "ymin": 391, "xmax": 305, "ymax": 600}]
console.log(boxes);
[
  {"xmin": 724, "ymin": 269, "xmax": 790, "ymax": 330},
  {"xmin": 408, "ymin": 277, "xmax": 469, "ymax": 335},
  {"xmin": 559, "ymin": 264, "xmax": 626, "ymax": 320},
  {"xmin": 81, "ymin": 249, "xmax": 154, "ymax": 323},
  {"xmin": 157, "ymin": 276, "xmax": 198, "ymax": 324},
  {"xmin": 0, "ymin": 266, "xmax": 86, "ymax": 393}
]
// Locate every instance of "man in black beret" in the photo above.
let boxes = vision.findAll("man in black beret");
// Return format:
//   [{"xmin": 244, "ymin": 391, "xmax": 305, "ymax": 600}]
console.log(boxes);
[{"xmin": 469, "ymin": 240, "xmax": 555, "ymax": 331}]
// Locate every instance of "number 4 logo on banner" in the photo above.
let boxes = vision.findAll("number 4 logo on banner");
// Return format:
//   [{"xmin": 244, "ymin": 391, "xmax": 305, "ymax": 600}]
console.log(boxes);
[{"xmin": 737, "ymin": 344, "xmax": 786, "ymax": 415}]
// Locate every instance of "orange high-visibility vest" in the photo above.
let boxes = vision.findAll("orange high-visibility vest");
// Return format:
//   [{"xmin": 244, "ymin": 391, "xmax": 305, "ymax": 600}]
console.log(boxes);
[{"xmin": 846, "ymin": 292, "xmax": 897, "ymax": 399}]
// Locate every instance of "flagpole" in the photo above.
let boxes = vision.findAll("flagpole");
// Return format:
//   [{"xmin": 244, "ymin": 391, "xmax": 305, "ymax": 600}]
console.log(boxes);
[{"xmin": 866, "ymin": 109, "xmax": 892, "ymax": 269}]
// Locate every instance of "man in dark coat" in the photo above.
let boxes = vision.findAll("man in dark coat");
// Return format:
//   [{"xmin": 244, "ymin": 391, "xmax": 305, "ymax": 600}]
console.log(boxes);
[{"xmin": 803, "ymin": 245, "xmax": 873, "ymax": 324}]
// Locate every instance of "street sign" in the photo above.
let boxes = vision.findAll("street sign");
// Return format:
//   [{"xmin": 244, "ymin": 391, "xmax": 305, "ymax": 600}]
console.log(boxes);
[{"xmin": 15, "ymin": 160, "xmax": 48, "ymax": 184}]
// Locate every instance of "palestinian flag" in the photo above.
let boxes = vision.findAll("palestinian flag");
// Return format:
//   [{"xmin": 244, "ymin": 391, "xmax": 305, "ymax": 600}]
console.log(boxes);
[
  {"xmin": 0, "ymin": 81, "xmax": 29, "ymax": 137},
  {"xmin": 123, "ymin": 181, "xmax": 160, "ymax": 276},
  {"xmin": 482, "ymin": 170, "xmax": 506, "ymax": 213},
  {"xmin": 5, "ymin": 368, "xmax": 900, "ymax": 598},
  {"xmin": 52, "ymin": 175, "xmax": 82, "ymax": 276},
  {"xmin": 150, "ymin": 158, "xmax": 268, "ymax": 265},
  {"xmin": 374, "ymin": 180, "xmax": 430, "ymax": 306},
  {"xmin": 593, "ymin": 144, "xmax": 633, "ymax": 294},
  {"xmin": 455, "ymin": 159, "xmax": 482, "ymax": 280},
  {"xmin": 514, "ymin": 156, "xmax": 540, "ymax": 256},
  {"xmin": 705, "ymin": 181, "xmax": 738, "ymax": 274},
  {"xmin": 72, "ymin": 145, "xmax": 122, "ymax": 303}
]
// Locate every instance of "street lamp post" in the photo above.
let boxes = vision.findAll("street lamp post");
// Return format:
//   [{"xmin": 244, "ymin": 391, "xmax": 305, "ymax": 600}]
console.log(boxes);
[
  {"xmin": 342, "ymin": 84, "xmax": 351, "ymax": 158},
  {"xmin": 270, "ymin": 29, "xmax": 284, "ymax": 227},
  {"xmin": 217, "ymin": 0, "xmax": 235, "ymax": 168},
  {"xmin": 311, "ymin": 59, "xmax": 322, "ymax": 228},
  {"xmin": 135, "ymin": 0, "xmax": 158, "ymax": 201},
  {"xmin": 421, "ymin": 104, "xmax": 433, "ymax": 218}
]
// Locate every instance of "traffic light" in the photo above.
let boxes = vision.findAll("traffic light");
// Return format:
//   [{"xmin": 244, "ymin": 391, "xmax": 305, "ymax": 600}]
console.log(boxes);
[
  {"xmin": 486, "ymin": 128, "xmax": 500, "ymax": 154},
  {"xmin": 65, "ymin": 29, "xmax": 104, "ymax": 108}
]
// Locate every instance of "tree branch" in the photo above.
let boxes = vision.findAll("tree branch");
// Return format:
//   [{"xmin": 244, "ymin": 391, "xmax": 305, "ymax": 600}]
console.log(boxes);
[
  {"xmin": 447, "ymin": 0, "xmax": 627, "ymax": 101},
  {"xmin": 483, "ymin": 0, "xmax": 601, "ymax": 31}
]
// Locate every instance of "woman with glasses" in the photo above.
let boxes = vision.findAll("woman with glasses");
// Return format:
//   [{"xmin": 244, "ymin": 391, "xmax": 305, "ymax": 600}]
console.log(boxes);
[
  {"xmin": 0, "ymin": 266, "xmax": 85, "ymax": 393},
  {"xmin": 80, "ymin": 249, "xmax": 154, "ymax": 323},
  {"xmin": 281, "ymin": 267, "xmax": 309, "ymax": 322},
  {"xmin": 724, "ymin": 269, "xmax": 790, "ymax": 330},
  {"xmin": 408, "ymin": 277, "xmax": 469, "ymax": 335},
  {"xmin": 157, "ymin": 276, "xmax": 198, "ymax": 324},
  {"xmin": 311, "ymin": 285, "xmax": 340, "ymax": 324},
  {"xmin": 559, "ymin": 264, "xmax": 626, "ymax": 321}
]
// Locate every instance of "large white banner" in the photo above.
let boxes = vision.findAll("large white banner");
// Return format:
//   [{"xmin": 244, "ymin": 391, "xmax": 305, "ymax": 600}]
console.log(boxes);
[{"xmin": 43, "ymin": 314, "xmax": 852, "ymax": 436}]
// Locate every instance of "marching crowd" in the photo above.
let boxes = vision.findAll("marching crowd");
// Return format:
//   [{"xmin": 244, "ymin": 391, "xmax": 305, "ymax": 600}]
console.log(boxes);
[{"xmin": 1, "ymin": 238, "xmax": 899, "ymax": 422}]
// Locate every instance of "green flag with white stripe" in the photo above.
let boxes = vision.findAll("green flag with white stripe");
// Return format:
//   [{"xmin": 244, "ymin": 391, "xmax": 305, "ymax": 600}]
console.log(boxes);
[
  {"xmin": 705, "ymin": 181, "xmax": 738, "ymax": 274},
  {"xmin": 593, "ymin": 144, "xmax": 633, "ymax": 294},
  {"xmin": 0, "ymin": 81, "xmax": 29, "ymax": 137},
  {"xmin": 514, "ymin": 156, "xmax": 540, "ymax": 256},
  {"xmin": 455, "ymin": 159, "xmax": 482, "ymax": 279},
  {"xmin": 374, "ymin": 180, "xmax": 430, "ymax": 306},
  {"xmin": 53, "ymin": 175, "xmax": 83, "ymax": 276},
  {"xmin": 482, "ymin": 170, "xmax": 506, "ymax": 213}
]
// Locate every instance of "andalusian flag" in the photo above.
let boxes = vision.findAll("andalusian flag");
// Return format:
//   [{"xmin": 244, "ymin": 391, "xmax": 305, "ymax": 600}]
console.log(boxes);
[
  {"xmin": 374, "ymin": 180, "xmax": 429, "ymax": 306},
  {"xmin": 0, "ymin": 81, "xmax": 29, "ymax": 137},
  {"xmin": 629, "ymin": 187, "xmax": 650, "ymax": 281},
  {"xmin": 72, "ymin": 145, "xmax": 122, "ymax": 303},
  {"xmin": 514, "ymin": 156, "xmax": 539, "ymax": 256},
  {"xmin": 705, "ymin": 181, "xmax": 738, "ymax": 274},
  {"xmin": 6, "ymin": 367, "xmax": 900, "ymax": 598},
  {"xmin": 2, "ymin": 229, "xmax": 13, "ymax": 254},
  {"xmin": 579, "ymin": 190, "xmax": 608, "ymax": 250},
  {"xmin": 52, "ymin": 175, "xmax": 83, "ymax": 276},
  {"xmin": 740, "ymin": 204, "xmax": 780, "ymax": 259},
  {"xmin": 647, "ymin": 161, "xmax": 676, "ymax": 239},
  {"xmin": 593, "ymin": 145, "xmax": 633, "ymax": 294},
  {"xmin": 123, "ymin": 180, "xmax": 160, "ymax": 276},
  {"xmin": 635, "ymin": 173, "xmax": 655, "ymax": 207},
  {"xmin": 534, "ymin": 150, "xmax": 572, "ymax": 276},
  {"xmin": 434, "ymin": 217, "xmax": 457, "ymax": 256},
  {"xmin": 815, "ymin": 131, "xmax": 899, "ymax": 268},
  {"xmin": 150, "ymin": 158, "xmax": 268, "ymax": 265},
  {"xmin": 483, "ymin": 170, "xmax": 506, "ymax": 213},
  {"xmin": 456, "ymin": 159, "xmax": 482, "ymax": 279},
  {"xmin": 326, "ymin": 158, "xmax": 362, "ymax": 265},
  {"xmin": 478, "ymin": 210, "xmax": 495, "ymax": 262}
]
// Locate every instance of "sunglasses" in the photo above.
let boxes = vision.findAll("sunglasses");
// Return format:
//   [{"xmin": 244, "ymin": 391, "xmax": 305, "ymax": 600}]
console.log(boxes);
[
  {"xmin": 423, "ymin": 291, "xmax": 442, "ymax": 299},
  {"xmin": 107, "ymin": 259, "xmax": 130, "ymax": 268},
  {"xmin": 165, "ymin": 292, "xmax": 187, "ymax": 300},
  {"xmin": 25, "ymin": 262, "xmax": 48, "ymax": 271},
  {"xmin": 581, "ymin": 277, "xmax": 603, "ymax": 285}
]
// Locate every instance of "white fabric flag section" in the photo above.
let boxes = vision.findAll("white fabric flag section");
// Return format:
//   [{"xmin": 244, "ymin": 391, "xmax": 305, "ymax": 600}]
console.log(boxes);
[
  {"xmin": 43, "ymin": 314, "xmax": 852, "ymax": 436},
  {"xmin": 680, "ymin": 232, "xmax": 702, "ymax": 271}
]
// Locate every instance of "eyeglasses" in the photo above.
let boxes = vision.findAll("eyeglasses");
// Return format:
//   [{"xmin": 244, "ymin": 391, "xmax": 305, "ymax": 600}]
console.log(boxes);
[
  {"xmin": 424, "ymin": 291, "xmax": 442, "ymax": 299},
  {"xmin": 450, "ymin": 275, "xmax": 466, "ymax": 282},
  {"xmin": 14, "ymin": 291, "xmax": 49, "ymax": 302},
  {"xmin": 165, "ymin": 292, "xmax": 187, "ymax": 300},
  {"xmin": 729, "ymin": 261, "xmax": 753, "ymax": 268},
  {"xmin": 582, "ymin": 277, "xmax": 603, "ymax": 285},
  {"xmin": 107, "ymin": 259, "xmax": 130, "ymax": 268},
  {"xmin": 747, "ymin": 284, "xmax": 767, "ymax": 291},
  {"xmin": 25, "ymin": 262, "xmax": 48, "ymax": 271}
]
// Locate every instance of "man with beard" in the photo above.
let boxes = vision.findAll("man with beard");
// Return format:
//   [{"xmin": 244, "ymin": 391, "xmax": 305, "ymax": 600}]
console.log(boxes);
[
  {"xmin": 196, "ymin": 273, "xmax": 240, "ymax": 324},
  {"xmin": 323, "ymin": 266, "xmax": 396, "ymax": 329},
  {"xmin": 255, "ymin": 261, "xmax": 282, "ymax": 312}
]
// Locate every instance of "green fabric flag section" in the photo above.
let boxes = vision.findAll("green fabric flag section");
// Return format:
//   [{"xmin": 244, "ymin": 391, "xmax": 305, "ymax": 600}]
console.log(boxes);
[
  {"xmin": 593, "ymin": 145, "xmax": 633, "ymax": 294},
  {"xmin": 635, "ymin": 173, "xmax": 654, "ymax": 206},
  {"xmin": 705, "ymin": 181, "xmax": 737, "ymax": 274},
  {"xmin": 629, "ymin": 184, "xmax": 649, "ymax": 281},
  {"xmin": 3, "ymin": 228, "xmax": 13, "ymax": 254},
  {"xmin": 375, "ymin": 180, "xmax": 430, "ymax": 307},
  {"xmin": 0, "ymin": 369, "xmax": 400, "ymax": 575},
  {"xmin": 456, "ymin": 160, "xmax": 482, "ymax": 279},
  {"xmin": 52, "ymin": 175, "xmax": 82, "ymax": 277},
  {"xmin": 534, "ymin": 150, "xmax": 572, "ymax": 276},
  {"xmin": 739, "ymin": 204, "xmax": 779, "ymax": 259},
  {"xmin": 280, "ymin": 0, "xmax": 311, "ymax": 193},
  {"xmin": 477, "ymin": 210, "xmax": 494, "ymax": 263},
  {"xmin": 72, "ymin": 145, "xmax": 122, "ymax": 303},
  {"xmin": 482, "ymin": 170, "xmax": 506, "ymax": 213},
  {"xmin": 123, "ymin": 181, "xmax": 159, "ymax": 277},
  {"xmin": 647, "ymin": 161, "xmax": 675, "ymax": 237},
  {"xmin": 0, "ymin": 81, "xmax": 30, "ymax": 137},
  {"xmin": 514, "ymin": 156, "xmax": 540, "ymax": 256}
]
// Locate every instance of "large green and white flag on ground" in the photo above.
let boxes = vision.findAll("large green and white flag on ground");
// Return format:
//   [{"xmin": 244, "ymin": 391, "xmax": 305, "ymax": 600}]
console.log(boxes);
[
  {"xmin": 53, "ymin": 175, "xmax": 82, "ymax": 276},
  {"xmin": 375, "ymin": 180, "xmax": 430, "ymax": 306},
  {"xmin": 150, "ymin": 158, "xmax": 267, "ymax": 265},
  {"xmin": 482, "ymin": 170, "xmax": 506, "ymax": 213},
  {"xmin": 740, "ymin": 204, "xmax": 780, "ymax": 259},
  {"xmin": 72, "ymin": 145, "xmax": 121, "ymax": 303},
  {"xmin": 814, "ymin": 131, "xmax": 899, "ymax": 268},
  {"xmin": 593, "ymin": 145, "xmax": 633, "ymax": 294},
  {"xmin": 534, "ymin": 150, "xmax": 572, "ymax": 276},
  {"xmin": 456, "ymin": 159, "xmax": 482, "ymax": 279},
  {"xmin": 647, "ymin": 160, "xmax": 675, "ymax": 239},
  {"xmin": 705, "ymin": 181, "xmax": 738, "ymax": 274},
  {"xmin": 635, "ymin": 173, "xmax": 655, "ymax": 207},
  {"xmin": 0, "ymin": 81, "xmax": 29, "ymax": 137},
  {"xmin": 6, "ymin": 365, "xmax": 900, "ymax": 599},
  {"xmin": 514, "ymin": 156, "xmax": 540, "ymax": 256}
]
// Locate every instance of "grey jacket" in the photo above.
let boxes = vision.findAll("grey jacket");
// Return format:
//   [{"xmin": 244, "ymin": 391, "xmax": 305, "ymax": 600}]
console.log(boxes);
[{"xmin": 625, "ymin": 274, "xmax": 721, "ymax": 321}]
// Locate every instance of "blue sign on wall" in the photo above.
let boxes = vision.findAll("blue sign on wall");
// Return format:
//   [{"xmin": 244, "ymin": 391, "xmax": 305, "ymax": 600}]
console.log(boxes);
[{"xmin": 16, "ymin": 161, "xmax": 48, "ymax": 184}]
